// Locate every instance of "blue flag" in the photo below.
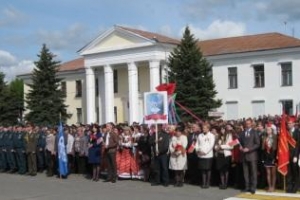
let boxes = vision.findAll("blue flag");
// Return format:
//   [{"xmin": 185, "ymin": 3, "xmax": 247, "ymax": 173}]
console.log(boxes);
[{"xmin": 58, "ymin": 122, "xmax": 68, "ymax": 176}]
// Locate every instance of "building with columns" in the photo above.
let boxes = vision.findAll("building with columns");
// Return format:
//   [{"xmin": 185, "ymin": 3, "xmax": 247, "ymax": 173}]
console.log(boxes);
[{"xmin": 19, "ymin": 25, "xmax": 300, "ymax": 124}]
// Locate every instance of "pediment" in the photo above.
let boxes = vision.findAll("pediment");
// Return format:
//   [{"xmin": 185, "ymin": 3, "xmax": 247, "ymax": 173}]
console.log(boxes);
[{"xmin": 79, "ymin": 27, "xmax": 153, "ymax": 55}]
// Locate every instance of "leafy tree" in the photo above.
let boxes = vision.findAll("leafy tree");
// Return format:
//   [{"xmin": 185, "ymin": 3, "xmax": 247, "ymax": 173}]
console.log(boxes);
[
  {"xmin": 25, "ymin": 44, "xmax": 71, "ymax": 125},
  {"xmin": 168, "ymin": 26, "xmax": 222, "ymax": 121}
]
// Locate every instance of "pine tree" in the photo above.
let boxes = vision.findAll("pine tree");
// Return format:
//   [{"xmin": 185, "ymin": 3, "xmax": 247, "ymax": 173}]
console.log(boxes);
[
  {"xmin": 25, "ymin": 44, "xmax": 70, "ymax": 125},
  {"xmin": 0, "ymin": 73, "xmax": 22, "ymax": 125},
  {"xmin": 0, "ymin": 72, "xmax": 9, "ymax": 125},
  {"xmin": 168, "ymin": 26, "xmax": 222, "ymax": 121}
]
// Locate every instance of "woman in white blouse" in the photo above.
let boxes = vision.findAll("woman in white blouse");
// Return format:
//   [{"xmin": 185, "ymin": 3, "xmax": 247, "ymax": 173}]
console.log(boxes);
[
  {"xmin": 195, "ymin": 124, "xmax": 215, "ymax": 189},
  {"xmin": 169, "ymin": 125, "xmax": 188, "ymax": 187},
  {"xmin": 214, "ymin": 126, "xmax": 233, "ymax": 189}
]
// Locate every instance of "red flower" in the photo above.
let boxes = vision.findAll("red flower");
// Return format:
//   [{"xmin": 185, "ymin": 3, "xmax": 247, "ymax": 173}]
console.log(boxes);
[{"xmin": 175, "ymin": 144, "xmax": 183, "ymax": 151}]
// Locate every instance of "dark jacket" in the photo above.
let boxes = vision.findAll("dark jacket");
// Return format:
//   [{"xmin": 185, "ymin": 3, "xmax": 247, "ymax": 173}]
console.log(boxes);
[
  {"xmin": 103, "ymin": 131, "xmax": 119, "ymax": 150},
  {"xmin": 239, "ymin": 128, "xmax": 260, "ymax": 162},
  {"xmin": 150, "ymin": 130, "xmax": 170, "ymax": 156},
  {"xmin": 289, "ymin": 128, "xmax": 300, "ymax": 159},
  {"xmin": 37, "ymin": 131, "xmax": 46, "ymax": 149},
  {"xmin": 13, "ymin": 131, "xmax": 26, "ymax": 150}
]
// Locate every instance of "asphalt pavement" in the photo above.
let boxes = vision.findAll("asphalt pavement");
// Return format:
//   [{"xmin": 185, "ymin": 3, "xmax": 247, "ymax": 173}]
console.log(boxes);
[{"xmin": 0, "ymin": 173, "xmax": 240, "ymax": 200}]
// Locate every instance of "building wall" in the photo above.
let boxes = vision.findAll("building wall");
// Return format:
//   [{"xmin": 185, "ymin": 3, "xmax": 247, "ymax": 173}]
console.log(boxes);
[
  {"xmin": 59, "ymin": 72, "xmax": 86, "ymax": 125},
  {"xmin": 210, "ymin": 49, "xmax": 300, "ymax": 119},
  {"xmin": 114, "ymin": 66, "xmax": 128, "ymax": 123}
]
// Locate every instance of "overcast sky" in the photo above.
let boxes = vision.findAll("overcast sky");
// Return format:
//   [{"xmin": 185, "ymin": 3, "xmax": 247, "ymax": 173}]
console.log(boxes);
[{"xmin": 1, "ymin": 0, "xmax": 300, "ymax": 81}]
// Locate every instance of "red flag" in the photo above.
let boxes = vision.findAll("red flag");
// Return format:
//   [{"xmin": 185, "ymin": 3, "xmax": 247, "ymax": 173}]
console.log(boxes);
[
  {"xmin": 277, "ymin": 113, "xmax": 290, "ymax": 176},
  {"xmin": 156, "ymin": 83, "xmax": 176, "ymax": 95}
]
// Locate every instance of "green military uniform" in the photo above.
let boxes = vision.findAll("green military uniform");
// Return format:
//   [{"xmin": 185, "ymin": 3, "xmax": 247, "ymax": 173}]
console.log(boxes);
[
  {"xmin": 14, "ymin": 131, "xmax": 27, "ymax": 174},
  {"xmin": 26, "ymin": 131, "xmax": 37, "ymax": 176}
]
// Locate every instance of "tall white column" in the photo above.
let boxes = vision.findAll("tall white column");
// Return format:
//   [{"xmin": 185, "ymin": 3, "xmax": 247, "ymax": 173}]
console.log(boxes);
[
  {"xmin": 85, "ymin": 67, "xmax": 96, "ymax": 124},
  {"xmin": 149, "ymin": 60, "xmax": 161, "ymax": 91},
  {"xmin": 104, "ymin": 65, "xmax": 114, "ymax": 123},
  {"xmin": 97, "ymin": 70, "xmax": 105, "ymax": 124},
  {"xmin": 161, "ymin": 62, "xmax": 168, "ymax": 84},
  {"xmin": 128, "ymin": 62, "xmax": 139, "ymax": 124}
]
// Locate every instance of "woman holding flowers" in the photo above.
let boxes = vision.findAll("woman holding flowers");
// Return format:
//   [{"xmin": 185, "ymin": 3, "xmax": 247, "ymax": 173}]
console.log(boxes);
[{"xmin": 169, "ymin": 124, "xmax": 188, "ymax": 187}]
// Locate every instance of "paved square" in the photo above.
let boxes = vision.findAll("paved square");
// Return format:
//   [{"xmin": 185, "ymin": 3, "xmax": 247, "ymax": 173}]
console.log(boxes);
[{"xmin": 0, "ymin": 173, "xmax": 239, "ymax": 200}]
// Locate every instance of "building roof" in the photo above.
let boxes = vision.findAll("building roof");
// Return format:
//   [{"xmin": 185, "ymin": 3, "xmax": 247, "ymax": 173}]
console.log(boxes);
[
  {"xmin": 117, "ymin": 25, "xmax": 180, "ymax": 45},
  {"xmin": 58, "ymin": 58, "xmax": 84, "ymax": 72},
  {"xmin": 57, "ymin": 28, "xmax": 300, "ymax": 72},
  {"xmin": 198, "ymin": 32, "xmax": 300, "ymax": 56}
]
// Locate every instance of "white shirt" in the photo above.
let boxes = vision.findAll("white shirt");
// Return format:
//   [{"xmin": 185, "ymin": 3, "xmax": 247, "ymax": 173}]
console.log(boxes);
[
  {"xmin": 195, "ymin": 132, "xmax": 215, "ymax": 158},
  {"xmin": 105, "ymin": 132, "xmax": 110, "ymax": 146},
  {"xmin": 67, "ymin": 134, "xmax": 74, "ymax": 154}
]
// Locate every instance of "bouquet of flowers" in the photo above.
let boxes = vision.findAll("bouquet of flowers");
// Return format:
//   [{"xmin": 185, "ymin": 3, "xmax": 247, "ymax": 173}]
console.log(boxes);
[
  {"xmin": 174, "ymin": 143, "xmax": 186, "ymax": 156},
  {"xmin": 89, "ymin": 134, "xmax": 97, "ymax": 144}
]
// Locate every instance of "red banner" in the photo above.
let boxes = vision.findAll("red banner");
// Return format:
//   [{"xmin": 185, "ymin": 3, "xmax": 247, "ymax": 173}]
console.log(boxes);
[
  {"xmin": 277, "ymin": 114, "xmax": 290, "ymax": 176},
  {"xmin": 145, "ymin": 114, "xmax": 167, "ymax": 121}
]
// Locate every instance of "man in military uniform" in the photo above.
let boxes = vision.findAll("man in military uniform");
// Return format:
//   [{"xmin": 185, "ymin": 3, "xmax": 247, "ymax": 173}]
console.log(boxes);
[
  {"xmin": 0, "ymin": 126, "xmax": 7, "ymax": 172},
  {"xmin": 6, "ymin": 126, "xmax": 17, "ymax": 173},
  {"xmin": 14, "ymin": 125, "xmax": 27, "ymax": 175},
  {"xmin": 26, "ymin": 124, "xmax": 37, "ymax": 176},
  {"xmin": 37, "ymin": 126, "xmax": 46, "ymax": 172}
]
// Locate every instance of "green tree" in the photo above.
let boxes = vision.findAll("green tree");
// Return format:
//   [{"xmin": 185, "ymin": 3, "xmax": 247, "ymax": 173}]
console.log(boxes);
[
  {"xmin": 0, "ymin": 74, "xmax": 22, "ymax": 125},
  {"xmin": 9, "ymin": 79, "xmax": 24, "ymax": 123},
  {"xmin": 25, "ymin": 44, "xmax": 70, "ymax": 125},
  {"xmin": 168, "ymin": 26, "xmax": 222, "ymax": 121},
  {"xmin": 0, "ymin": 72, "xmax": 10, "ymax": 125}
]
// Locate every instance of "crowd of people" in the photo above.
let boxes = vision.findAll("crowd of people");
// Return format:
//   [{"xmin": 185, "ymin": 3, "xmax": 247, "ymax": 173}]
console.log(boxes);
[{"xmin": 0, "ymin": 115, "xmax": 299, "ymax": 195}]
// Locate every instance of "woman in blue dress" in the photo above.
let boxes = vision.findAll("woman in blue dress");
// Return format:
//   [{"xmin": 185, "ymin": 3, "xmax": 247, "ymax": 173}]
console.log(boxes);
[{"xmin": 88, "ymin": 125, "xmax": 103, "ymax": 181}]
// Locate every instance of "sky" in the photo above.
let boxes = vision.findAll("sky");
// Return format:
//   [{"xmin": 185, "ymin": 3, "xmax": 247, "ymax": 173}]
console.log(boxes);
[{"xmin": 1, "ymin": 0, "xmax": 300, "ymax": 81}]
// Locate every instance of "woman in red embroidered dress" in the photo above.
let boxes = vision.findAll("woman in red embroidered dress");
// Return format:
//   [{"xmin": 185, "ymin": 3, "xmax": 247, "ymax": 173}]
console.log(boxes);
[{"xmin": 117, "ymin": 127, "xmax": 138, "ymax": 179}]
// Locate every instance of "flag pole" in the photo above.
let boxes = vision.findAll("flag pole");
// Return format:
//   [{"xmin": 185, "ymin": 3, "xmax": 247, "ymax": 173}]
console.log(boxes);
[
  {"xmin": 155, "ymin": 121, "xmax": 158, "ymax": 156},
  {"xmin": 283, "ymin": 175, "xmax": 286, "ymax": 191}
]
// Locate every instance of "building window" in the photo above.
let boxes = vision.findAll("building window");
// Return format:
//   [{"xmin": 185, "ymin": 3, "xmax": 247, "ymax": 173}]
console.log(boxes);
[
  {"xmin": 252, "ymin": 100, "xmax": 265, "ymax": 118},
  {"xmin": 253, "ymin": 65, "xmax": 265, "ymax": 88},
  {"xmin": 113, "ymin": 70, "xmax": 118, "ymax": 93},
  {"xmin": 76, "ymin": 108, "xmax": 82, "ymax": 123},
  {"xmin": 95, "ymin": 78, "xmax": 99, "ymax": 96},
  {"xmin": 61, "ymin": 81, "xmax": 66, "ymax": 96},
  {"xmin": 96, "ymin": 107, "xmax": 99, "ymax": 123},
  {"xmin": 228, "ymin": 67, "xmax": 238, "ymax": 89},
  {"xmin": 281, "ymin": 63, "xmax": 292, "ymax": 86},
  {"xmin": 114, "ymin": 106, "xmax": 117, "ymax": 123},
  {"xmin": 75, "ymin": 80, "xmax": 82, "ymax": 97},
  {"xmin": 226, "ymin": 101, "xmax": 238, "ymax": 120},
  {"xmin": 281, "ymin": 100, "xmax": 293, "ymax": 115}
]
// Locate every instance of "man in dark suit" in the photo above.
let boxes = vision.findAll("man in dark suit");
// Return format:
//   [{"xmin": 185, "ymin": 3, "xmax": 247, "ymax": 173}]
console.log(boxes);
[
  {"xmin": 150, "ymin": 124, "xmax": 170, "ymax": 187},
  {"xmin": 239, "ymin": 119, "xmax": 260, "ymax": 194},
  {"xmin": 186, "ymin": 123, "xmax": 201, "ymax": 185},
  {"xmin": 103, "ymin": 122, "xmax": 119, "ymax": 183},
  {"xmin": 286, "ymin": 116, "xmax": 300, "ymax": 193}
]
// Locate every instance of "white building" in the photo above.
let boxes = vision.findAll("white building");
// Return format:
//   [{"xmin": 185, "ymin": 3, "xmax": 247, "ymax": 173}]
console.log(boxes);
[{"xmin": 19, "ymin": 26, "xmax": 300, "ymax": 124}]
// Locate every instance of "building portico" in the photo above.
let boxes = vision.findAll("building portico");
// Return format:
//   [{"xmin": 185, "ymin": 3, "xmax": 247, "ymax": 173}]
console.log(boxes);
[{"xmin": 79, "ymin": 25, "xmax": 176, "ymax": 124}]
